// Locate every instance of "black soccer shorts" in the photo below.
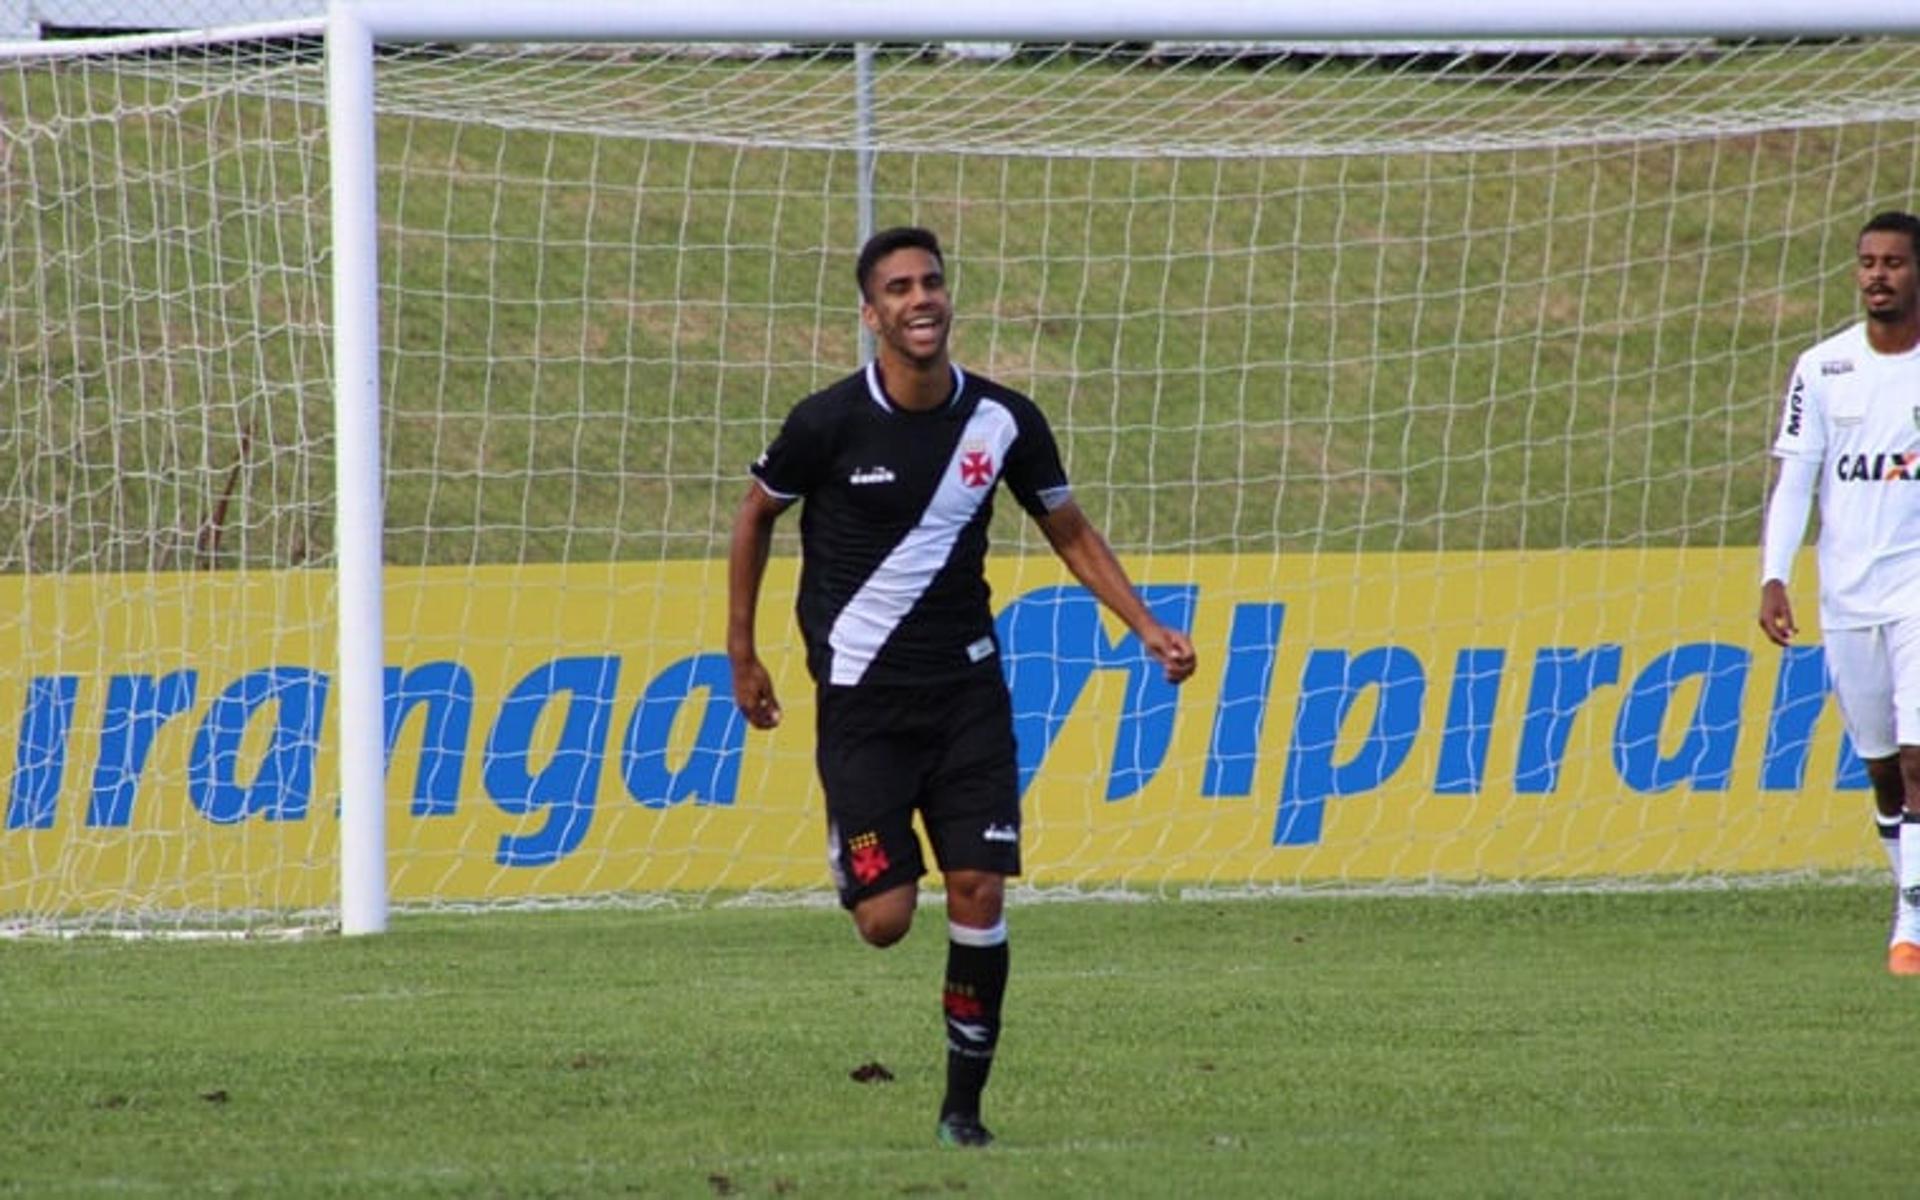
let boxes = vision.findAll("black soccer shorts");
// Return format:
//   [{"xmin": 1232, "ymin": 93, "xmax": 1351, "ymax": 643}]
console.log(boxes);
[{"xmin": 814, "ymin": 671, "xmax": 1022, "ymax": 910}]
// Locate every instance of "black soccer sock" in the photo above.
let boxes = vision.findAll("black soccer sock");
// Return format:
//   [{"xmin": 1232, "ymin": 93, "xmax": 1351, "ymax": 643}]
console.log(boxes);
[{"xmin": 940, "ymin": 919, "xmax": 1009, "ymax": 1121}]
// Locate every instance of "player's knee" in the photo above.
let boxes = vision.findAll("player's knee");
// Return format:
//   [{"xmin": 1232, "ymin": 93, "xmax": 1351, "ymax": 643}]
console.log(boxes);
[
  {"xmin": 944, "ymin": 871, "xmax": 1006, "ymax": 928},
  {"xmin": 851, "ymin": 886, "xmax": 916, "ymax": 947},
  {"xmin": 854, "ymin": 907, "xmax": 912, "ymax": 947}
]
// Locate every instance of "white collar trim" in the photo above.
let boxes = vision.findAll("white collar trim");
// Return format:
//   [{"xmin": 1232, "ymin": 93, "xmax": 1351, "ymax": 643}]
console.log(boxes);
[{"xmin": 864, "ymin": 360, "xmax": 965, "ymax": 412}]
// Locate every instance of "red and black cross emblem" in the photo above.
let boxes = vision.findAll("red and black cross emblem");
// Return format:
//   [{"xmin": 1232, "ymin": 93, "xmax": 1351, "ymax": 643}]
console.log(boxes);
[{"xmin": 958, "ymin": 449, "xmax": 993, "ymax": 488}]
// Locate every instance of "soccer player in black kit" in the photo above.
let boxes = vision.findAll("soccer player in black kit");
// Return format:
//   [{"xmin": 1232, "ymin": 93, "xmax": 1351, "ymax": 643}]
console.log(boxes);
[{"xmin": 728, "ymin": 226, "xmax": 1197, "ymax": 1148}]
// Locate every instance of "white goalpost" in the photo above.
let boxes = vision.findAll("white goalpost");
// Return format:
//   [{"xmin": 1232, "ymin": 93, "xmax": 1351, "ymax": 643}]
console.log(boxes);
[{"xmin": 4, "ymin": 2, "xmax": 1919, "ymax": 934}]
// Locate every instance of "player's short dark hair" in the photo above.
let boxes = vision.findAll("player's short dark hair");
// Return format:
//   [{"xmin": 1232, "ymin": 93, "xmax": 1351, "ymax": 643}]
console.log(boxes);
[
  {"xmin": 1859, "ymin": 210, "xmax": 1920, "ymax": 255},
  {"xmin": 856, "ymin": 226, "xmax": 945, "ymax": 301}
]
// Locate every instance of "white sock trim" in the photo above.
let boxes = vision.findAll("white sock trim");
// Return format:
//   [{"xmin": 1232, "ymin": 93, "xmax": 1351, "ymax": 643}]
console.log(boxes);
[{"xmin": 949, "ymin": 919, "xmax": 1007, "ymax": 948}]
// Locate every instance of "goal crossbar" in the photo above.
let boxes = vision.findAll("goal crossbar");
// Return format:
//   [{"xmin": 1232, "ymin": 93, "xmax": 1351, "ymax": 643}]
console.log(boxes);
[{"xmin": 334, "ymin": 0, "xmax": 1920, "ymax": 43}]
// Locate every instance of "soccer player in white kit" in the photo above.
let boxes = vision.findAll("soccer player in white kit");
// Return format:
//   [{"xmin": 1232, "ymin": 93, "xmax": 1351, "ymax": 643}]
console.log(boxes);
[{"xmin": 1760, "ymin": 210, "xmax": 1920, "ymax": 974}]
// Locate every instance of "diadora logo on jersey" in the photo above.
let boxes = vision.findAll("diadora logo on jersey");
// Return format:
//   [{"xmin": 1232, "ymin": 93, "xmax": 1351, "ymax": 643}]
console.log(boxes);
[
  {"xmin": 957, "ymin": 440, "xmax": 995, "ymax": 488},
  {"xmin": 1820, "ymin": 359, "xmax": 1855, "ymax": 376},
  {"xmin": 1833, "ymin": 450, "xmax": 1920, "ymax": 482},
  {"xmin": 1785, "ymin": 376, "xmax": 1804, "ymax": 437},
  {"xmin": 849, "ymin": 466, "xmax": 896, "ymax": 485},
  {"xmin": 982, "ymin": 823, "xmax": 1018, "ymax": 844}
]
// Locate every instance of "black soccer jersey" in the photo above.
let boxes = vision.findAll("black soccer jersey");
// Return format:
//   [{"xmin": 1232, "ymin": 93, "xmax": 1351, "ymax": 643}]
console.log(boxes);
[{"xmin": 751, "ymin": 361, "xmax": 1072, "ymax": 688}]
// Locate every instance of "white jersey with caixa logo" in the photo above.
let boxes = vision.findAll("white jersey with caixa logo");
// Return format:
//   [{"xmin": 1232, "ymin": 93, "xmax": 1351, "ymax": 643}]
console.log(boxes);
[{"xmin": 1772, "ymin": 321, "xmax": 1920, "ymax": 629}]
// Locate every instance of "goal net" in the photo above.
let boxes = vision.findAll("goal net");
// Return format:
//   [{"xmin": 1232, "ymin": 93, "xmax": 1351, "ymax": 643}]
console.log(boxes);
[{"xmin": 5, "ymin": 18, "xmax": 1920, "ymax": 931}]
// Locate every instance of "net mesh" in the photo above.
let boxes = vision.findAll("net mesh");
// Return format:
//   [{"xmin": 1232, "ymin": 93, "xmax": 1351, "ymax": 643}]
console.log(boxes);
[{"xmin": 4, "ymin": 28, "xmax": 1918, "ymax": 929}]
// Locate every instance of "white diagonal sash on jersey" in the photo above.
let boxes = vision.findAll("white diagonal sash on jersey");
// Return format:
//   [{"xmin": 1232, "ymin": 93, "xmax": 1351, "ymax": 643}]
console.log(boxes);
[{"xmin": 827, "ymin": 398, "xmax": 1018, "ymax": 686}]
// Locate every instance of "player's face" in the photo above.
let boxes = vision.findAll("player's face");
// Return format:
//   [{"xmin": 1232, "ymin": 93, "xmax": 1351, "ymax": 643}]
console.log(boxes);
[
  {"xmin": 1856, "ymin": 230, "xmax": 1918, "ymax": 324},
  {"xmin": 861, "ymin": 248, "xmax": 951, "ymax": 367}
]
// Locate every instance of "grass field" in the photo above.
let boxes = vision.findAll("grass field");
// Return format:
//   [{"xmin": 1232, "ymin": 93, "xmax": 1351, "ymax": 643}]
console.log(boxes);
[{"xmin": 3, "ymin": 884, "xmax": 1911, "ymax": 1197}]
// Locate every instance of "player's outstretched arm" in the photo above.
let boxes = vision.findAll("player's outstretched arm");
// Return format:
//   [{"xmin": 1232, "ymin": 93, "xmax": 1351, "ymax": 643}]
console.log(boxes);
[
  {"xmin": 728, "ymin": 483, "xmax": 789, "ymax": 729},
  {"xmin": 1035, "ymin": 499, "xmax": 1197, "ymax": 684}
]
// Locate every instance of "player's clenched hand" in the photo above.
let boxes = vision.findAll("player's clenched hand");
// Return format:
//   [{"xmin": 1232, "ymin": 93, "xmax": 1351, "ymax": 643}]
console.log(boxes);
[
  {"xmin": 1758, "ymin": 580, "xmax": 1797, "ymax": 648},
  {"xmin": 731, "ymin": 656, "xmax": 783, "ymax": 730},
  {"xmin": 1145, "ymin": 625, "xmax": 1198, "ymax": 685}
]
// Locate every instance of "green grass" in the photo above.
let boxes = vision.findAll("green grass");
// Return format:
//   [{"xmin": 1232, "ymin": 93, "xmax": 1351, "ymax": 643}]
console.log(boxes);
[{"xmin": 2, "ymin": 885, "xmax": 1910, "ymax": 1197}]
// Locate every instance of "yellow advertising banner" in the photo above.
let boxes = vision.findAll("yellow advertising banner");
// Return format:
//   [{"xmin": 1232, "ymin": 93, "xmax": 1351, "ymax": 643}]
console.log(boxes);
[{"xmin": 0, "ymin": 550, "xmax": 1864, "ymax": 914}]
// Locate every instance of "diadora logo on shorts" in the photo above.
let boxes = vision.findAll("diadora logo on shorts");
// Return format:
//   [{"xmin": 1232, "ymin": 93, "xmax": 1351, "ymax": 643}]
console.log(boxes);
[
  {"xmin": 849, "ymin": 466, "xmax": 896, "ymax": 485},
  {"xmin": 958, "ymin": 441, "xmax": 994, "ymax": 488},
  {"xmin": 1820, "ymin": 359, "xmax": 1855, "ymax": 376},
  {"xmin": 982, "ymin": 823, "xmax": 1018, "ymax": 844},
  {"xmin": 1834, "ymin": 450, "xmax": 1920, "ymax": 482}
]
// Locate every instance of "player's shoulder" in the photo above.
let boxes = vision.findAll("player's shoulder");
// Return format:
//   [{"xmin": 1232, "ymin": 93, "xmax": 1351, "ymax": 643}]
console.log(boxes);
[
  {"xmin": 959, "ymin": 367, "xmax": 1047, "ymax": 421},
  {"xmin": 784, "ymin": 370, "xmax": 870, "ymax": 426},
  {"xmin": 1796, "ymin": 321, "xmax": 1868, "ymax": 375}
]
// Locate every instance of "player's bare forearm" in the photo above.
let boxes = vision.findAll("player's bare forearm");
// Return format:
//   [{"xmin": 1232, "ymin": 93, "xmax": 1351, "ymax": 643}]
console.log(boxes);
[
  {"xmin": 1037, "ymin": 500, "xmax": 1197, "ymax": 684},
  {"xmin": 728, "ymin": 484, "xmax": 786, "ymax": 729}
]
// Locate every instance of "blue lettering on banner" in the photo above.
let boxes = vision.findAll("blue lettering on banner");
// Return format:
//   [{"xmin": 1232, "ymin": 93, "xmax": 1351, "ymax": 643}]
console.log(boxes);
[
  {"xmin": 1612, "ymin": 643, "xmax": 1747, "ymax": 792},
  {"xmin": 7, "ymin": 676, "xmax": 79, "ymax": 830},
  {"xmin": 384, "ymin": 662, "xmax": 475, "ymax": 816},
  {"xmin": 1203, "ymin": 603, "xmax": 1285, "ymax": 798},
  {"xmin": 0, "ymin": 583, "xmax": 1884, "ymax": 863},
  {"xmin": 1514, "ymin": 647, "xmax": 1623, "ymax": 794},
  {"xmin": 482, "ymin": 656, "xmax": 620, "ymax": 867},
  {"xmin": 1758, "ymin": 644, "xmax": 1868, "ymax": 790},
  {"xmin": 996, "ymin": 584, "xmax": 1197, "ymax": 801},
  {"xmin": 91, "ymin": 671, "xmax": 199, "ymax": 827},
  {"xmin": 1276, "ymin": 647, "xmax": 1425, "ymax": 846},
  {"xmin": 1760, "ymin": 644, "xmax": 1829, "ymax": 790},
  {"xmin": 619, "ymin": 653, "xmax": 744, "ymax": 809},
  {"xmin": 188, "ymin": 667, "xmax": 330, "ymax": 825},
  {"xmin": 1434, "ymin": 649, "xmax": 1505, "ymax": 795}
]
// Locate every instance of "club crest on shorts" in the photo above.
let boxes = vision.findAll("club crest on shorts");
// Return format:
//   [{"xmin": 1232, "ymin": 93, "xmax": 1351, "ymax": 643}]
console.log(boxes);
[
  {"xmin": 848, "ymin": 831, "xmax": 890, "ymax": 885},
  {"xmin": 957, "ymin": 440, "xmax": 994, "ymax": 488}
]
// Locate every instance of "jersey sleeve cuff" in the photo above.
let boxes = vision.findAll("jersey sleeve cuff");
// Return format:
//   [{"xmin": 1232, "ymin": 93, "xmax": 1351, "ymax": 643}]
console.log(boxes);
[{"xmin": 752, "ymin": 474, "xmax": 801, "ymax": 502}]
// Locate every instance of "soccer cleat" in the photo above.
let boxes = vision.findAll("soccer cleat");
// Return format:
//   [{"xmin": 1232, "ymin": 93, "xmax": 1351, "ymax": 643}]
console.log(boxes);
[
  {"xmin": 936, "ymin": 1113, "xmax": 995, "ymax": 1148},
  {"xmin": 1889, "ymin": 942, "xmax": 1920, "ymax": 976}
]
